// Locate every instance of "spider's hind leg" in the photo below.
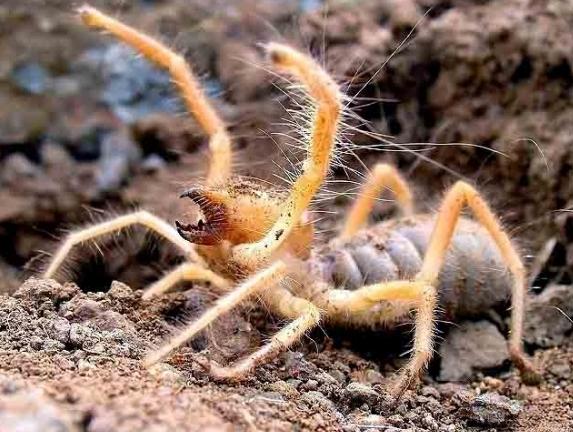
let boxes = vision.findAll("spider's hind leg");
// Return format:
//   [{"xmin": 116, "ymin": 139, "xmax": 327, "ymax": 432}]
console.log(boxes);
[
  {"xmin": 328, "ymin": 180, "xmax": 539, "ymax": 399},
  {"xmin": 417, "ymin": 181, "xmax": 539, "ymax": 385},
  {"xmin": 341, "ymin": 163, "xmax": 414, "ymax": 239}
]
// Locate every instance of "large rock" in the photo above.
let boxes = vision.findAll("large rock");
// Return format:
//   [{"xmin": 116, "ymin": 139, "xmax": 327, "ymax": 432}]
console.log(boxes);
[
  {"xmin": 439, "ymin": 321, "xmax": 509, "ymax": 382},
  {"xmin": 524, "ymin": 285, "xmax": 573, "ymax": 347}
]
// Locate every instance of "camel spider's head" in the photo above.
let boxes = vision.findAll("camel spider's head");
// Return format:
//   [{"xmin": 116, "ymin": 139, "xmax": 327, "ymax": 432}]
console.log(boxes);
[{"xmin": 176, "ymin": 177, "xmax": 313, "ymax": 258}]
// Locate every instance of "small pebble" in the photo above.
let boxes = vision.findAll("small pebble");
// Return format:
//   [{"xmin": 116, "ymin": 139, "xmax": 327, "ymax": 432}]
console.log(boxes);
[
  {"xmin": 461, "ymin": 392, "xmax": 522, "ymax": 426},
  {"xmin": 141, "ymin": 154, "xmax": 167, "ymax": 173},
  {"xmin": 77, "ymin": 359, "xmax": 96, "ymax": 372},
  {"xmin": 328, "ymin": 369, "xmax": 346, "ymax": 384},
  {"xmin": 421, "ymin": 413, "xmax": 439, "ymax": 431},
  {"xmin": 287, "ymin": 379, "xmax": 302, "ymax": 389},
  {"xmin": 300, "ymin": 391, "xmax": 337, "ymax": 412},
  {"xmin": 421, "ymin": 386, "xmax": 440, "ymax": 399},
  {"xmin": 148, "ymin": 363, "xmax": 184, "ymax": 385},
  {"xmin": 107, "ymin": 281, "xmax": 133, "ymax": 300},
  {"xmin": 46, "ymin": 318, "xmax": 71, "ymax": 344},
  {"xmin": 302, "ymin": 379, "xmax": 319, "ymax": 391},
  {"xmin": 1, "ymin": 154, "xmax": 40, "ymax": 184},
  {"xmin": 345, "ymin": 382, "xmax": 379, "ymax": 406},
  {"xmin": 358, "ymin": 414, "xmax": 387, "ymax": 427},
  {"xmin": 268, "ymin": 380, "xmax": 299, "ymax": 399},
  {"xmin": 11, "ymin": 62, "xmax": 50, "ymax": 94}
]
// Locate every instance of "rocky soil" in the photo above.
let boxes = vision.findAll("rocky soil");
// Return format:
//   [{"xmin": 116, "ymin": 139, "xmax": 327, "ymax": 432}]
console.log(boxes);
[
  {"xmin": 0, "ymin": 0, "xmax": 572, "ymax": 431},
  {"xmin": 1, "ymin": 277, "xmax": 572, "ymax": 431}
]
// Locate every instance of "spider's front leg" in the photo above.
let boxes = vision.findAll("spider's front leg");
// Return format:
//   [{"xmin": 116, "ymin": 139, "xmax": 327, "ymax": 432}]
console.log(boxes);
[
  {"xmin": 231, "ymin": 43, "xmax": 342, "ymax": 271},
  {"xmin": 142, "ymin": 262, "xmax": 231, "ymax": 300},
  {"xmin": 199, "ymin": 283, "xmax": 322, "ymax": 381},
  {"xmin": 44, "ymin": 210, "xmax": 203, "ymax": 279},
  {"xmin": 144, "ymin": 261, "xmax": 288, "ymax": 367},
  {"xmin": 144, "ymin": 260, "xmax": 322, "ymax": 379}
]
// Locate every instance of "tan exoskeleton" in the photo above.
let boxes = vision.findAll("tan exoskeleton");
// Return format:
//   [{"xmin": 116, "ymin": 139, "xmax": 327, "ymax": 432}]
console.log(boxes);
[{"xmin": 45, "ymin": 5, "xmax": 539, "ymax": 397}]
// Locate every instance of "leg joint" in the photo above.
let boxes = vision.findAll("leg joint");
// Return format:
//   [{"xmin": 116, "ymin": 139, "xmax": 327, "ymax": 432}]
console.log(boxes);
[
  {"xmin": 306, "ymin": 304, "xmax": 321, "ymax": 324},
  {"xmin": 167, "ymin": 53, "xmax": 187, "ymax": 74},
  {"xmin": 372, "ymin": 163, "xmax": 397, "ymax": 177},
  {"xmin": 451, "ymin": 180, "xmax": 477, "ymax": 198}
]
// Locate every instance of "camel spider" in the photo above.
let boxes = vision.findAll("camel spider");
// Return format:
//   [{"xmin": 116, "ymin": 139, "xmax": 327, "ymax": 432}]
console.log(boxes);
[{"xmin": 45, "ymin": 5, "xmax": 539, "ymax": 397}]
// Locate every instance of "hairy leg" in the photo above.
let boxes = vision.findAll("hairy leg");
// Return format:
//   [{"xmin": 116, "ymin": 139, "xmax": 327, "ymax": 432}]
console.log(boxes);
[
  {"xmin": 143, "ymin": 261, "xmax": 288, "ymax": 367},
  {"xmin": 341, "ymin": 163, "xmax": 414, "ymax": 239},
  {"xmin": 327, "ymin": 280, "xmax": 436, "ymax": 397},
  {"xmin": 232, "ymin": 43, "xmax": 342, "ymax": 270},
  {"xmin": 200, "ymin": 285, "xmax": 321, "ymax": 381},
  {"xmin": 44, "ymin": 210, "xmax": 202, "ymax": 279},
  {"xmin": 417, "ymin": 180, "xmax": 537, "ymax": 383},
  {"xmin": 79, "ymin": 6, "xmax": 231, "ymax": 185},
  {"xmin": 327, "ymin": 181, "xmax": 538, "ymax": 397},
  {"xmin": 142, "ymin": 262, "xmax": 231, "ymax": 300}
]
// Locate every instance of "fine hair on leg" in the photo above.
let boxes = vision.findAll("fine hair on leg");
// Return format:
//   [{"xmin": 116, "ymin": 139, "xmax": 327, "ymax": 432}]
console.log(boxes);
[
  {"xmin": 341, "ymin": 163, "xmax": 415, "ymax": 239},
  {"xmin": 231, "ymin": 43, "xmax": 343, "ymax": 271},
  {"xmin": 44, "ymin": 210, "xmax": 201, "ymax": 280}
]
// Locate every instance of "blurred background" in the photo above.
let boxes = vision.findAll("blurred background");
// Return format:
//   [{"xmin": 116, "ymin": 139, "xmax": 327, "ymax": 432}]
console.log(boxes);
[{"xmin": 0, "ymin": 0, "xmax": 571, "ymax": 294}]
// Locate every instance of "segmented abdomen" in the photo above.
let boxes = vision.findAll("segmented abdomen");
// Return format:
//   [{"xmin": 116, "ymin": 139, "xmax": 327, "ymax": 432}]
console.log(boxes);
[{"xmin": 309, "ymin": 215, "xmax": 513, "ymax": 320}]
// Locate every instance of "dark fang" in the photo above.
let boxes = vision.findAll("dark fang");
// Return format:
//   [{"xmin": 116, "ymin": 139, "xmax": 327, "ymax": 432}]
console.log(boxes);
[{"xmin": 175, "ymin": 189, "xmax": 228, "ymax": 245}]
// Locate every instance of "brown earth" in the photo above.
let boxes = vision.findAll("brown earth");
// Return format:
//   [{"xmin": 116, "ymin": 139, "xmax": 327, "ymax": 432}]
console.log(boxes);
[
  {"xmin": 0, "ymin": 0, "xmax": 572, "ymax": 431},
  {"xmin": 1, "ymin": 277, "xmax": 572, "ymax": 431}
]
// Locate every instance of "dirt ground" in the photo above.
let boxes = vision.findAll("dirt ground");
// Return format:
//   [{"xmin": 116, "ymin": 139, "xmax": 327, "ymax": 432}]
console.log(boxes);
[{"xmin": 0, "ymin": 0, "xmax": 572, "ymax": 431}]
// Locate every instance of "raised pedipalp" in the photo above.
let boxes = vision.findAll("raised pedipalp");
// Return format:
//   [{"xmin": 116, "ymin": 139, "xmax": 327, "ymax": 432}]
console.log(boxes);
[
  {"xmin": 78, "ymin": 5, "xmax": 232, "ymax": 185},
  {"xmin": 230, "ymin": 43, "xmax": 342, "ymax": 271}
]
